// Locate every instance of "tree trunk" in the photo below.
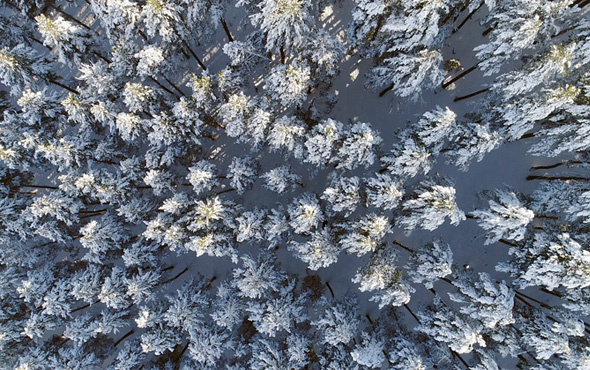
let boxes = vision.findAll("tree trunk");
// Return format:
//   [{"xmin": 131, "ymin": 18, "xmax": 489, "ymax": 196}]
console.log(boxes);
[
  {"xmin": 48, "ymin": 78, "xmax": 79, "ymax": 94},
  {"xmin": 404, "ymin": 304, "xmax": 420, "ymax": 323},
  {"xmin": 454, "ymin": 88, "xmax": 489, "ymax": 102},
  {"xmin": 220, "ymin": 18, "xmax": 234, "ymax": 42},
  {"xmin": 21, "ymin": 184, "xmax": 58, "ymax": 189},
  {"xmin": 148, "ymin": 76, "xmax": 179, "ymax": 98},
  {"xmin": 113, "ymin": 329, "xmax": 135, "ymax": 347},
  {"xmin": 451, "ymin": 350, "xmax": 470, "ymax": 369},
  {"xmin": 164, "ymin": 76, "xmax": 185, "ymax": 96},
  {"xmin": 325, "ymin": 281, "xmax": 335, "ymax": 298},
  {"xmin": 442, "ymin": 65, "xmax": 478, "ymax": 89},
  {"xmin": 163, "ymin": 267, "xmax": 189, "ymax": 284},
  {"xmin": 49, "ymin": 4, "xmax": 93, "ymax": 31},
  {"xmin": 378, "ymin": 83, "xmax": 394, "ymax": 97},
  {"xmin": 526, "ymin": 175, "xmax": 590, "ymax": 182},
  {"xmin": 183, "ymin": 40, "xmax": 207, "ymax": 71},
  {"xmin": 453, "ymin": 2, "xmax": 484, "ymax": 34},
  {"xmin": 392, "ymin": 240, "xmax": 415, "ymax": 254}
]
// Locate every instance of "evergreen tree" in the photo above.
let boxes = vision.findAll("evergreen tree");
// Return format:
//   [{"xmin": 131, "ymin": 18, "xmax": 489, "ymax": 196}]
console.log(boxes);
[
  {"xmin": 471, "ymin": 189, "xmax": 534, "ymax": 245},
  {"xmin": 405, "ymin": 239, "xmax": 453, "ymax": 289},
  {"xmin": 449, "ymin": 271, "xmax": 515, "ymax": 329},
  {"xmin": 416, "ymin": 296, "xmax": 486, "ymax": 354},
  {"xmin": 366, "ymin": 49, "xmax": 444, "ymax": 100},
  {"xmin": 399, "ymin": 180, "xmax": 465, "ymax": 231},
  {"xmin": 352, "ymin": 246, "xmax": 415, "ymax": 308}
]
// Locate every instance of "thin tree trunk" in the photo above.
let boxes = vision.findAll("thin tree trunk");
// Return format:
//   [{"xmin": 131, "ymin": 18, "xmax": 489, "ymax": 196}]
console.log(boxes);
[
  {"xmin": 183, "ymin": 40, "xmax": 207, "ymax": 71},
  {"xmin": 49, "ymin": 79, "xmax": 79, "ymax": 94},
  {"xmin": 453, "ymin": 2, "xmax": 484, "ymax": 34},
  {"xmin": 378, "ymin": 83, "xmax": 394, "ymax": 97},
  {"xmin": 392, "ymin": 240, "xmax": 415, "ymax": 254},
  {"xmin": 205, "ymin": 276, "xmax": 217, "ymax": 290},
  {"xmin": 280, "ymin": 46, "xmax": 286, "ymax": 64},
  {"xmin": 454, "ymin": 88, "xmax": 489, "ymax": 102},
  {"xmin": 482, "ymin": 26, "xmax": 494, "ymax": 36},
  {"xmin": 540, "ymin": 288, "xmax": 562, "ymax": 298},
  {"xmin": 148, "ymin": 76, "xmax": 179, "ymax": 98},
  {"xmin": 530, "ymin": 161, "xmax": 577, "ymax": 170},
  {"xmin": 325, "ymin": 281, "xmax": 335, "ymax": 298},
  {"xmin": 498, "ymin": 239, "xmax": 517, "ymax": 247},
  {"xmin": 79, "ymin": 209, "xmax": 108, "ymax": 214},
  {"xmin": 49, "ymin": 4, "xmax": 92, "ymax": 31},
  {"xmin": 93, "ymin": 51, "xmax": 111, "ymax": 64},
  {"xmin": 220, "ymin": 18, "xmax": 234, "ymax": 42},
  {"xmin": 21, "ymin": 184, "xmax": 58, "ymax": 189},
  {"xmin": 404, "ymin": 304, "xmax": 420, "ymax": 323},
  {"xmin": 517, "ymin": 132, "xmax": 536, "ymax": 140},
  {"xmin": 113, "ymin": 330, "xmax": 135, "ymax": 347},
  {"xmin": 451, "ymin": 350, "xmax": 470, "ymax": 369},
  {"xmin": 526, "ymin": 175, "xmax": 590, "ymax": 182},
  {"xmin": 80, "ymin": 211, "xmax": 107, "ymax": 219},
  {"xmin": 514, "ymin": 290, "xmax": 552, "ymax": 310},
  {"xmin": 164, "ymin": 77, "xmax": 185, "ymax": 96},
  {"xmin": 442, "ymin": 65, "xmax": 477, "ymax": 89},
  {"xmin": 163, "ymin": 267, "xmax": 189, "ymax": 284},
  {"xmin": 70, "ymin": 303, "xmax": 90, "ymax": 313},
  {"xmin": 215, "ymin": 188, "xmax": 236, "ymax": 196}
]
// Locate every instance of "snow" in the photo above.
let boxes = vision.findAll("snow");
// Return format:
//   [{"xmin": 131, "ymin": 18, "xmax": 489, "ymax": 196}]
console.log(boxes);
[{"xmin": 1, "ymin": 0, "xmax": 589, "ymax": 368}]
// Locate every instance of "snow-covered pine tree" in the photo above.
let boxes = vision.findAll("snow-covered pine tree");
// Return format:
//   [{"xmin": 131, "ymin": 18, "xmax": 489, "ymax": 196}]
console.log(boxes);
[
  {"xmin": 449, "ymin": 271, "xmax": 515, "ymax": 329},
  {"xmin": 352, "ymin": 246, "xmax": 415, "ymax": 308},
  {"xmin": 399, "ymin": 180, "xmax": 465, "ymax": 231},
  {"xmin": 416, "ymin": 295, "xmax": 486, "ymax": 354},
  {"xmin": 405, "ymin": 239, "xmax": 453, "ymax": 289},
  {"xmin": 471, "ymin": 189, "xmax": 534, "ymax": 245}
]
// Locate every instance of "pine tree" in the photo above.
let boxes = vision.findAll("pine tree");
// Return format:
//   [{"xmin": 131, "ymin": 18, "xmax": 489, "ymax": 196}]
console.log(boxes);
[
  {"xmin": 312, "ymin": 295, "xmax": 360, "ymax": 346},
  {"xmin": 246, "ymin": 280, "xmax": 308, "ymax": 337},
  {"xmin": 366, "ymin": 49, "xmax": 444, "ymax": 100},
  {"xmin": 335, "ymin": 122, "xmax": 382, "ymax": 170},
  {"xmin": 338, "ymin": 213, "xmax": 391, "ymax": 257},
  {"xmin": 261, "ymin": 165, "xmax": 301, "ymax": 193},
  {"xmin": 474, "ymin": 0, "xmax": 572, "ymax": 76},
  {"xmin": 232, "ymin": 253, "xmax": 286, "ymax": 299},
  {"xmin": 289, "ymin": 227, "xmax": 339, "ymax": 270},
  {"xmin": 414, "ymin": 106, "xmax": 456, "ymax": 150},
  {"xmin": 227, "ymin": 156, "xmax": 259, "ymax": 195},
  {"xmin": 187, "ymin": 160, "xmax": 220, "ymax": 195},
  {"xmin": 303, "ymin": 118, "xmax": 343, "ymax": 167},
  {"xmin": 471, "ymin": 189, "xmax": 534, "ymax": 245},
  {"xmin": 35, "ymin": 14, "xmax": 92, "ymax": 66},
  {"xmin": 445, "ymin": 122, "xmax": 502, "ymax": 171},
  {"xmin": 350, "ymin": 331, "xmax": 386, "ymax": 368},
  {"xmin": 321, "ymin": 175, "xmax": 361, "ymax": 216},
  {"xmin": 288, "ymin": 193, "xmax": 325, "ymax": 235},
  {"xmin": 247, "ymin": 0, "xmax": 313, "ymax": 55},
  {"xmin": 0, "ymin": 44, "xmax": 50, "ymax": 95},
  {"xmin": 265, "ymin": 62, "xmax": 311, "ymax": 108},
  {"xmin": 399, "ymin": 180, "xmax": 465, "ymax": 231},
  {"xmin": 381, "ymin": 136, "xmax": 433, "ymax": 179},
  {"xmin": 497, "ymin": 232, "xmax": 590, "ymax": 290},
  {"xmin": 405, "ymin": 239, "xmax": 453, "ymax": 289},
  {"xmin": 352, "ymin": 246, "xmax": 414, "ymax": 308},
  {"xmin": 449, "ymin": 272, "xmax": 515, "ymax": 329},
  {"xmin": 416, "ymin": 296, "xmax": 486, "ymax": 354},
  {"xmin": 364, "ymin": 173, "xmax": 404, "ymax": 210},
  {"xmin": 266, "ymin": 115, "xmax": 306, "ymax": 159}
]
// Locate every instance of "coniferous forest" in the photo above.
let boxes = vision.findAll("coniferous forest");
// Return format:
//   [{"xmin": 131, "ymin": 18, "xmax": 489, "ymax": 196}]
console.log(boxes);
[{"xmin": 0, "ymin": 0, "xmax": 589, "ymax": 368}]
